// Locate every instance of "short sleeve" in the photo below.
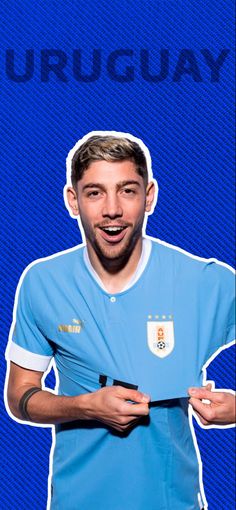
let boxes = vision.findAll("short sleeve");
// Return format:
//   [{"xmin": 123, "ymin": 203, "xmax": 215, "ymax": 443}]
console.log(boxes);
[
  {"xmin": 216, "ymin": 263, "xmax": 235, "ymax": 345},
  {"xmin": 6, "ymin": 267, "xmax": 53, "ymax": 371},
  {"xmin": 225, "ymin": 293, "xmax": 235, "ymax": 344},
  {"xmin": 200, "ymin": 261, "xmax": 235, "ymax": 365}
]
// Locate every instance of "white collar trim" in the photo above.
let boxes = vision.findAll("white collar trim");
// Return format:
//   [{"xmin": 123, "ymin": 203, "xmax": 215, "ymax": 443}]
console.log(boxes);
[{"xmin": 83, "ymin": 237, "xmax": 152, "ymax": 293}]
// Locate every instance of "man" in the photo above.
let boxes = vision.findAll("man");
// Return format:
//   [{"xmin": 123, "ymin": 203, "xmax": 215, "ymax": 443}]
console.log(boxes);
[{"xmin": 5, "ymin": 132, "xmax": 235, "ymax": 510}]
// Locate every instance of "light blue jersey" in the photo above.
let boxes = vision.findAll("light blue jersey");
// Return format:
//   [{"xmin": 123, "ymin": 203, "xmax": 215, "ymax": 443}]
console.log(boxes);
[{"xmin": 7, "ymin": 238, "xmax": 235, "ymax": 509}]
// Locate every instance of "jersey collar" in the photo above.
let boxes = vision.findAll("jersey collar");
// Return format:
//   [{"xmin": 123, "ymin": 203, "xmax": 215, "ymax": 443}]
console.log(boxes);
[{"xmin": 83, "ymin": 237, "xmax": 152, "ymax": 293}]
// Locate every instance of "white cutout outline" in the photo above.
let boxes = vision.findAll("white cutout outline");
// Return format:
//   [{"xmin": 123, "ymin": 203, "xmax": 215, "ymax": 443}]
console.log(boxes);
[{"xmin": 3, "ymin": 130, "xmax": 235, "ymax": 510}]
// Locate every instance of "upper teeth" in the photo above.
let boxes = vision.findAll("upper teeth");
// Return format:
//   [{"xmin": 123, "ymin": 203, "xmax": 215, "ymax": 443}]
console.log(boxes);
[{"xmin": 103, "ymin": 227, "xmax": 124, "ymax": 231}]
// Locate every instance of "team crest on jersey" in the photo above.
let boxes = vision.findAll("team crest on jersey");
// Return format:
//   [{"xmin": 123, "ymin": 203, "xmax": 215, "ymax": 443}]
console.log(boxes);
[{"xmin": 147, "ymin": 316, "xmax": 174, "ymax": 358}]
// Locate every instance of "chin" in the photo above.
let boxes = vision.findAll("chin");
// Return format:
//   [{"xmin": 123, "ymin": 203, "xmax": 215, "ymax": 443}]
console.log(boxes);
[
  {"xmin": 97, "ymin": 243, "xmax": 128, "ymax": 261},
  {"xmin": 95, "ymin": 234, "xmax": 139, "ymax": 262}
]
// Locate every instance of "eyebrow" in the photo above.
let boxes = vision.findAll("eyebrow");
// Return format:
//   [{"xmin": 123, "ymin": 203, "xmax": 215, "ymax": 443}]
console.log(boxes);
[{"xmin": 82, "ymin": 180, "xmax": 141, "ymax": 191}]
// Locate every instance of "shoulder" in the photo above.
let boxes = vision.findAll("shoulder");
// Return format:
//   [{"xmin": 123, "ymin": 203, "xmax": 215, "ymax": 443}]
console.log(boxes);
[
  {"xmin": 18, "ymin": 244, "xmax": 85, "ymax": 288},
  {"xmin": 148, "ymin": 236, "xmax": 235, "ymax": 283}
]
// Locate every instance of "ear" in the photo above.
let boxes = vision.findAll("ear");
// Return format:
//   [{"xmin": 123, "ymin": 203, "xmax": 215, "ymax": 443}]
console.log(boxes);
[
  {"xmin": 145, "ymin": 181, "xmax": 155, "ymax": 212},
  {"xmin": 66, "ymin": 186, "xmax": 79, "ymax": 216}
]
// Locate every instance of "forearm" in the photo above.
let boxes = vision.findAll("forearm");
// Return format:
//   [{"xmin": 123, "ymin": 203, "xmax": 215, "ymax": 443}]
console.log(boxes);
[
  {"xmin": 7, "ymin": 362, "xmax": 150, "ymax": 431},
  {"xmin": 8, "ymin": 386, "xmax": 91, "ymax": 425},
  {"xmin": 20, "ymin": 386, "xmax": 150, "ymax": 428}
]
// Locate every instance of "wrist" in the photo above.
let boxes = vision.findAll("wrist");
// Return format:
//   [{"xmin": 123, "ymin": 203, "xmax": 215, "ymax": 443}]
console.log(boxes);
[{"xmin": 74, "ymin": 392, "xmax": 95, "ymax": 420}]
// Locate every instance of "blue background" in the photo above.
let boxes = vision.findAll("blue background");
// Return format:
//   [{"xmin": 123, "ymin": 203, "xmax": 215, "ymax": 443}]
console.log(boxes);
[{"xmin": 0, "ymin": 1, "xmax": 235, "ymax": 508}]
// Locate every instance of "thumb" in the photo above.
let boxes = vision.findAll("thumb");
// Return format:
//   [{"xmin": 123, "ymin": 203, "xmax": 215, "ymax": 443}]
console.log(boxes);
[{"xmin": 116, "ymin": 386, "xmax": 150, "ymax": 403}]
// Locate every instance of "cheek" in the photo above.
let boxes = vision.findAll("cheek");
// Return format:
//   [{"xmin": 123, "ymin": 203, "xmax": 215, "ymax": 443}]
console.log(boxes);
[
  {"xmin": 79, "ymin": 201, "xmax": 100, "ymax": 219},
  {"xmin": 79, "ymin": 205, "xmax": 102, "ymax": 231},
  {"xmin": 128, "ymin": 201, "xmax": 146, "ymax": 221}
]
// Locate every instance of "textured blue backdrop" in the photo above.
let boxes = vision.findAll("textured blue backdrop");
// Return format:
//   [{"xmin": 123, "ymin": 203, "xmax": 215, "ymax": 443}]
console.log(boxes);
[{"xmin": 0, "ymin": 1, "xmax": 235, "ymax": 509}]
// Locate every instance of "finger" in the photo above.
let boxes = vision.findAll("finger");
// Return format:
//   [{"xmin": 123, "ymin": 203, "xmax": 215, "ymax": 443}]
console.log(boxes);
[
  {"xmin": 122, "ymin": 401, "xmax": 150, "ymax": 417},
  {"xmin": 196, "ymin": 390, "xmax": 224, "ymax": 404},
  {"xmin": 188, "ymin": 387, "xmax": 217, "ymax": 401},
  {"xmin": 116, "ymin": 415, "xmax": 147, "ymax": 432},
  {"xmin": 192, "ymin": 410, "xmax": 210, "ymax": 426},
  {"xmin": 202, "ymin": 383, "xmax": 213, "ymax": 402},
  {"xmin": 122, "ymin": 417, "xmax": 143, "ymax": 431},
  {"xmin": 115, "ymin": 386, "xmax": 150, "ymax": 404},
  {"xmin": 189, "ymin": 397, "xmax": 215, "ymax": 422},
  {"xmin": 121, "ymin": 416, "xmax": 144, "ymax": 427}
]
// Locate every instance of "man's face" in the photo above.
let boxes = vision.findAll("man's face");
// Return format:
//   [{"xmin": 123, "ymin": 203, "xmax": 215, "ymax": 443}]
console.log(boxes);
[{"xmin": 67, "ymin": 160, "xmax": 155, "ymax": 262}]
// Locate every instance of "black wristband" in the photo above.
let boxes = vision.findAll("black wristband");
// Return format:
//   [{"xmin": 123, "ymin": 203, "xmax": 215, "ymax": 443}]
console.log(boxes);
[{"xmin": 19, "ymin": 387, "xmax": 41, "ymax": 421}]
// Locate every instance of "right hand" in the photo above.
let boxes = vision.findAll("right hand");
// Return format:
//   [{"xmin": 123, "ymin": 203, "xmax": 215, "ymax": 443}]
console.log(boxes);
[{"xmin": 80, "ymin": 385, "xmax": 150, "ymax": 432}]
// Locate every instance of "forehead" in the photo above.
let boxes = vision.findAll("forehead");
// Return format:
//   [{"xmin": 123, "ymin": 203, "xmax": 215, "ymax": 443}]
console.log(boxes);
[{"xmin": 78, "ymin": 159, "xmax": 143, "ymax": 186}]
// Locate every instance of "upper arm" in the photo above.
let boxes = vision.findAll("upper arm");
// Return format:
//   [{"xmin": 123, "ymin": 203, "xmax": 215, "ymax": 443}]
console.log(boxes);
[
  {"xmin": 10, "ymin": 267, "xmax": 54, "ymax": 359},
  {"xmin": 6, "ymin": 266, "xmax": 53, "ymax": 377},
  {"xmin": 7, "ymin": 361, "xmax": 44, "ymax": 418}
]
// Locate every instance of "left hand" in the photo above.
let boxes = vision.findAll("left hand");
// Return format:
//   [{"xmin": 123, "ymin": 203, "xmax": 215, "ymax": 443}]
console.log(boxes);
[{"xmin": 188, "ymin": 384, "xmax": 236, "ymax": 426}]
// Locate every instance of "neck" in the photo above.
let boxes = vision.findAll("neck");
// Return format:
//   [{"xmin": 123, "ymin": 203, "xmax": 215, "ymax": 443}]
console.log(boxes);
[{"xmin": 86, "ymin": 238, "xmax": 143, "ymax": 293}]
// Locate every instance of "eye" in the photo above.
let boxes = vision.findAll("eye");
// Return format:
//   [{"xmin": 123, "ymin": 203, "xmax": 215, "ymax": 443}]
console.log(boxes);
[
  {"xmin": 87, "ymin": 190, "xmax": 101, "ymax": 198},
  {"xmin": 122, "ymin": 188, "xmax": 136, "ymax": 195}
]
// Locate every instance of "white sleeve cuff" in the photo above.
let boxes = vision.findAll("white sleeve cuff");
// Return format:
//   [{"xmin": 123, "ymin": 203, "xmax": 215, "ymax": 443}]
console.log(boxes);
[{"xmin": 6, "ymin": 342, "xmax": 52, "ymax": 372}]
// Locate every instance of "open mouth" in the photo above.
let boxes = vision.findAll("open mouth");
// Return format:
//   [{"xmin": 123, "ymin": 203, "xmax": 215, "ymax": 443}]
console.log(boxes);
[
  {"xmin": 99, "ymin": 225, "xmax": 128, "ymax": 242},
  {"xmin": 100, "ymin": 226, "xmax": 127, "ymax": 236}
]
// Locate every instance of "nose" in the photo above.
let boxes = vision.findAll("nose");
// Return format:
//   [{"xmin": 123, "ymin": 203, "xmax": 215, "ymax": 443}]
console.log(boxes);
[{"xmin": 102, "ymin": 192, "xmax": 123, "ymax": 219}]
